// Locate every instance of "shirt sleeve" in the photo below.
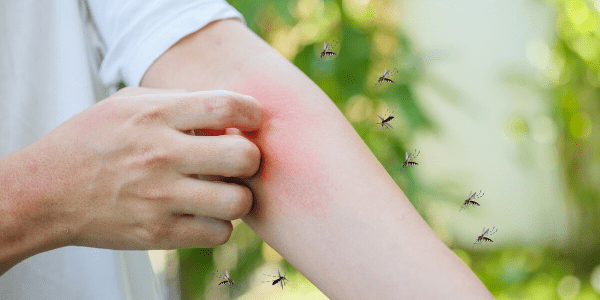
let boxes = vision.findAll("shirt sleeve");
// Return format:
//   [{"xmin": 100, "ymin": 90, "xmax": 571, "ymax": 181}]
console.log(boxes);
[{"xmin": 85, "ymin": 0, "xmax": 245, "ymax": 87}]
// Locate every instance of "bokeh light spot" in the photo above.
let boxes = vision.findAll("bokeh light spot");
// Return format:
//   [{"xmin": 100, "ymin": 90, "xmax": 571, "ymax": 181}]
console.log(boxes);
[
  {"xmin": 296, "ymin": 0, "xmax": 319, "ymax": 19},
  {"xmin": 527, "ymin": 273, "xmax": 556, "ymax": 300},
  {"xmin": 572, "ymin": 36, "xmax": 600, "ymax": 62},
  {"xmin": 590, "ymin": 264, "xmax": 600, "ymax": 293},
  {"xmin": 557, "ymin": 275, "xmax": 581, "ymax": 300},
  {"xmin": 373, "ymin": 32, "xmax": 397, "ymax": 56},
  {"xmin": 342, "ymin": 0, "xmax": 372, "ymax": 26},
  {"xmin": 527, "ymin": 40, "xmax": 550, "ymax": 71},
  {"xmin": 566, "ymin": 0, "xmax": 590, "ymax": 26},
  {"xmin": 502, "ymin": 116, "xmax": 528, "ymax": 144},
  {"xmin": 569, "ymin": 112, "xmax": 592, "ymax": 139},
  {"xmin": 345, "ymin": 94, "xmax": 373, "ymax": 122}
]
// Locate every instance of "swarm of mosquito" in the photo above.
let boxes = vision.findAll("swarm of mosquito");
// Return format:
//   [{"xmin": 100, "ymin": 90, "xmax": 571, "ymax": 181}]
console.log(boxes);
[
  {"xmin": 262, "ymin": 269, "xmax": 288, "ymax": 289},
  {"xmin": 213, "ymin": 270, "xmax": 235, "ymax": 287},
  {"xmin": 377, "ymin": 105, "xmax": 397, "ymax": 129},
  {"xmin": 374, "ymin": 68, "xmax": 398, "ymax": 87},
  {"xmin": 319, "ymin": 39, "xmax": 338, "ymax": 61},
  {"xmin": 459, "ymin": 190, "xmax": 484, "ymax": 212},
  {"xmin": 472, "ymin": 226, "xmax": 497, "ymax": 248},
  {"xmin": 401, "ymin": 149, "xmax": 420, "ymax": 169}
]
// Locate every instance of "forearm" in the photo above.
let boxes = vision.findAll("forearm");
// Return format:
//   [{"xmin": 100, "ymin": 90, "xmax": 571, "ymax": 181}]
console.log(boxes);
[
  {"xmin": 0, "ymin": 145, "xmax": 68, "ymax": 276},
  {"xmin": 141, "ymin": 19, "xmax": 492, "ymax": 299}
]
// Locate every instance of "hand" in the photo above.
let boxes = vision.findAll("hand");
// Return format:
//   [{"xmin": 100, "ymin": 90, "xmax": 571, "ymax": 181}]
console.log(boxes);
[{"xmin": 30, "ymin": 87, "xmax": 261, "ymax": 250}]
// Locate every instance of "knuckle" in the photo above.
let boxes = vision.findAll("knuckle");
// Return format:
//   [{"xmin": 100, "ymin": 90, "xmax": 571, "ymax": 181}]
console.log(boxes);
[
  {"xmin": 131, "ymin": 105, "xmax": 165, "ymax": 126},
  {"xmin": 214, "ymin": 92, "xmax": 240, "ymax": 123},
  {"xmin": 138, "ymin": 146, "xmax": 171, "ymax": 169},
  {"xmin": 139, "ymin": 185, "xmax": 168, "ymax": 201},
  {"xmin": 140, "ymin": 217, "xmax": 173, "ymax": 246}
]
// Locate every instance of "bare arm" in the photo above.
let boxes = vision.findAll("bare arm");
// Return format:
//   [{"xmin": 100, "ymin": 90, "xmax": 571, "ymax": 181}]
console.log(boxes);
[{"xmin": 141, "ymin": 19, "xmax": 493, "ymax": 299}]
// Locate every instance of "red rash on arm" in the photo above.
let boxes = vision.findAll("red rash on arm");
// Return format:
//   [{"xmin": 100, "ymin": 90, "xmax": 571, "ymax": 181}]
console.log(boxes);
[{"xmin": 233, "ymin": 75, "xmax": 332, "ymax": 219}]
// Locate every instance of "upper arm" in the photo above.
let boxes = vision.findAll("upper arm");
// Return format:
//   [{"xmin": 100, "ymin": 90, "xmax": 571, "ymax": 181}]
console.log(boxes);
[{"xmin": 86, "ymin": 0, "xmax": 244, "ymax": 86}]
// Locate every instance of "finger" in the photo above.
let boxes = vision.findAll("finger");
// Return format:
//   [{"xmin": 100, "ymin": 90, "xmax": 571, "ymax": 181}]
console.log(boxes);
[
  {"xmin": 173, "ymin": 134, "xmax": 261, "ymax": 177},
  {"xmin": 159, "ymin": 90, "xmax": 262, "ymax": 131},
  {"xmin": 162, "ymin": 216, "xmax": 233, "ymax": 248},
  {"xmin": 169, "ymin": 177, "xmax": 253, "ymax": 220}
]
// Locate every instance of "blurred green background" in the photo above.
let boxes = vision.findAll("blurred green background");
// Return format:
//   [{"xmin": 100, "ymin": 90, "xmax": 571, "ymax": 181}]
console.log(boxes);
[{"xmin": 146, "ymin": 0, "xmax": 600, "ymax": 299}]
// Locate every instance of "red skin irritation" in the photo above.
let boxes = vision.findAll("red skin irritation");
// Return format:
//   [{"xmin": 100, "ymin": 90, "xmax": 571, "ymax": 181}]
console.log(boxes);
[{"xmin": 233, "ymin": 78, "xmax": 331, "ymax": 219}]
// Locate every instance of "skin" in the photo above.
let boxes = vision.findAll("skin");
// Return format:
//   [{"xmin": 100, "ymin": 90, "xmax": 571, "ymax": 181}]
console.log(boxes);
[
  {"xmin": 140, "ymin": 19, "xmax": 494, "ymax": 299},
  {"xmin": 0, "ymin": 87, "xmax": 262, "ymax": 275}
]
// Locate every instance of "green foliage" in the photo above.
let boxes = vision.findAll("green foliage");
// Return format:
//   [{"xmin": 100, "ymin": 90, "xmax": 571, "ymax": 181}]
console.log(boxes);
[
  {"xmin": 547, "ymin": 0, "xmax": 600, "ymax": 253},
  {"xmin": 466, "ymin": 0, "xmax": 600, "ymax": 299}
]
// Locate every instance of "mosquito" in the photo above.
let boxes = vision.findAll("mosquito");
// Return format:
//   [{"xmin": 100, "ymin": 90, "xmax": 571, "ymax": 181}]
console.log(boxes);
[
  {"xmin": 402, "ymin": 149, "xmax": 420, "ymax": 169},
  {"xmin": 214, "ymin": 270, "xmax": 235, "ymax": 286},
  {"xmin": 473, "ymin": 226, "xmax": 498, "ymax": 248},
  {"xmin": 374, "ymin": 68, "xmax": 398, "ymax": 87},
  {"xmin": 262, "ymin": 269, "xmax": 288, "ymax": 289},
  {"xmin": 319, "ymin": 39, "xmax": 338, "ymax": 60},
  {"xmin": 459, "ymin": 190, "xmax": 484, "ymax": 212},
  {"xmin": 377, "ymin": 105, "xmax": 397, "ymax": 129}
]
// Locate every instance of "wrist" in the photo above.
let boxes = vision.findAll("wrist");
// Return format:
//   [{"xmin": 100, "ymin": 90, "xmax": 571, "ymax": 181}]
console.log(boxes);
[{"xmin": 0, "ymin": 144, "xmax": 70, "ymax": 275}]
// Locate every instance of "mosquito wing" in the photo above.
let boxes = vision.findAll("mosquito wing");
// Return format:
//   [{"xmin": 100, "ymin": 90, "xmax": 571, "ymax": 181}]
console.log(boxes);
[
  {"xmin": 280, "ymin": 279, "xmax": 286, "ymax": 289},
  {"xmin": 405, "ymin": 152, "xmax": 409, "ymax": 160},
  {"xmin": 382, "ymin": 68, "xmax": 390, "ymax": 77}
]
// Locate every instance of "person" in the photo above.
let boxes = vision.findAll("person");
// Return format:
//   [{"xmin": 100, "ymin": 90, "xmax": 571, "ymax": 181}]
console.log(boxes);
[
  {"xmin": 1, "ymin": 1, "xmax": 252, "ymax": 299},
  {"xmin": 0, "ymin": 1, "xmax": 495, "ymax": 299}
]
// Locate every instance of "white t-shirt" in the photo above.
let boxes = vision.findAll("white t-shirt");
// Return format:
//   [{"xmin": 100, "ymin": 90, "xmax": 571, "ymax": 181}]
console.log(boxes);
[{"xmin": 0, "ymin": 0, "xmax": 243, "ymax": 299}]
